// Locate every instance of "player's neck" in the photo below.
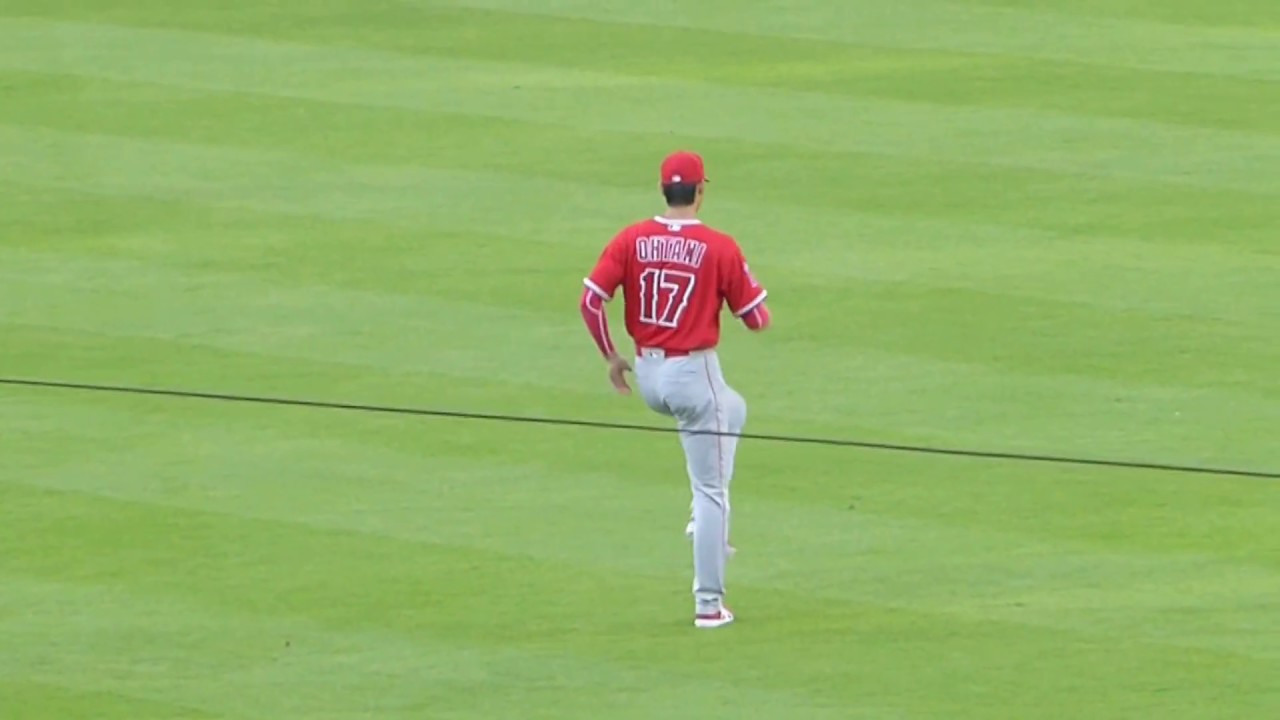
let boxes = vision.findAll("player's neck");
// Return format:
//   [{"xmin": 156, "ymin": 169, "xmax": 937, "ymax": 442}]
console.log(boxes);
[{"xmin": 661, "ymin": 206, "xmax": 699, "ymax": 221}]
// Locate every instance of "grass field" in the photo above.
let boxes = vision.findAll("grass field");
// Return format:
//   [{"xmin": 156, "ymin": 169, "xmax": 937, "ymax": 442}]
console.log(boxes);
[{"xmin": 3, "ymin": 1, "xmax": 1279, "ymax": 718}]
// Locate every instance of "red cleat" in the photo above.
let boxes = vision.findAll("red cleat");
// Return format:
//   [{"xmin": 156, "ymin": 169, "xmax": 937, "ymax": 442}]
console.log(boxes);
[{"xmin": 694, "ymin": 607, "xmax": 735, "ymax": 629}]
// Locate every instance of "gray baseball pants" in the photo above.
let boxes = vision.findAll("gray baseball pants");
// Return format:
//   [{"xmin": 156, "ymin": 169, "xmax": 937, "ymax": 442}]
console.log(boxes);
[{"xmin": 634, "ymin": 348, "xmax": 747, "ymax": 615}]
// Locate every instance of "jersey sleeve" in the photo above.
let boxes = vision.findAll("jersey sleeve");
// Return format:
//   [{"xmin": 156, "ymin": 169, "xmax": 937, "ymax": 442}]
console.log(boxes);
[
  {"xmin": 584, "ymin": 232, "xmax": 629, "ymax": 301},
  {"xmin": 721, "ymin": 240, "xmax": 768, "ymax": 317}
]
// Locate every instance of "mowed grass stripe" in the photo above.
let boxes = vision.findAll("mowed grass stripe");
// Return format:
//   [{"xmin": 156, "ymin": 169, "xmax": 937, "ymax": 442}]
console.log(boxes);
[
  {"xmin": 0, "ymin": 679, "xmax": 218, "ymax": 720},
  {"xmin": 3, "ymin": 155, "xmax": 1275, "ymax": 413},
  {"xmin": 0, "ymin": 323, "xmax": 630, "ymax": 443},
  {"xmin": 0, "ymin": 247, "xmax": 600, "ymax": 384},
  {"xmin": 4, "ymin": 480, "xmax": 1275, "ymax": 719},
  {"xmin": 440, "ymin": 0, "xmax": 1280, "ymax": 81},
  {"xmin": 10, "ymin": 443, "xmax": 1279, "ymax": 660},
  {"xmin": 2, "ymin": 480, "xmax": 1276, "ymax": 718},
  {"xmin": 4, "ymin": 373, "xmax": 1277, "ymax": 570},
  {"xmin": 5, "ymin": 242, "xmax": 1279, "ymax": 469},
  {"xmin": 1, "ymin": 124, "xmax": 1275, "ymax": 327},
  {"xmin": 1, "ymin": 113, "xmax": 1274, "ymax": 320},
  {"xmin": 5, "ymin": 236, "xmax": 1278, "ymax": 414},
  {"xmin": 2, "ymin": 132, "xmax": 1275, "ymax": 399},
  {"xmin": 1, "ymin": 583, "xmax": 899, "ymax": 720},
  {"xmin": 13, "ymin": 4, "xmax": 1278, "ymax": 135},
  {"xmin": 2, "ymin": 239, "xmax": 1276, "ymax": 468},
  {"xmin": 0, "ymin": 484, "xmax": 1020, "ymax": 719},
  {"xmin": 0, "ymin": 321, "xmax": 916, "ymax": 463},
  {"xmin": 14, "ymin": 0, "xmax": 1280, "ymax": 83},
  {"xmin": 3, "ymin": 392, "xmax": 1278, "ymax": 615},
  {"xmin": 968, "ymin": 0, "xmax": 1279, "ymax": 30},
  {"xmin": 3, "ymin": 171, "xmax": 1275, "ymax": 464},
  {"xmin": 0, "ymin": 578, "xmax": 892, "ymax": 720},
  {"xmin": 0, "ymin": 124, "xmax": 639, "ymax": 236},
  {"xmin": 2, "ymin": 19, "xmax": 1278, "ymax": 192},
  {"xmin": 5, "ymin": 71, "xmax": 1276, "ymax": 257}
]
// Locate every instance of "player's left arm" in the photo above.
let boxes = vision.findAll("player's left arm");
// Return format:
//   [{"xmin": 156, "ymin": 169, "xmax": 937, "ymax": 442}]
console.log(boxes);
[
  {"xmin": 740, "ymin": 300, "xmax": 771, "ymax": 331},
  {"xmin": 722, "ymin": 242, "xmax": 771, "ymax": 332}
]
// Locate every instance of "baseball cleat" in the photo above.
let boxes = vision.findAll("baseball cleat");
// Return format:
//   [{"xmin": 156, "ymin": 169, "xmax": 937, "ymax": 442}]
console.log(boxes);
[{"xmin": 694, "ymin": 607, "xmax": 735, "ymax": 629}]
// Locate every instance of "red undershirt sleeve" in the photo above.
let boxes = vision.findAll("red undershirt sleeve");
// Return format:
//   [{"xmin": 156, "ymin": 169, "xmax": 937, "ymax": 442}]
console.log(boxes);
[
  {"xmin": 580, "ymin": 234, "xmax": 628, "ymax": 359},
  {"xmin": 580, "ymin": 286, "xmax": 617, "ymax": 359},
  {"xmin": 740, "ymin": 302, "xmax": 771, "ymax": 330}
]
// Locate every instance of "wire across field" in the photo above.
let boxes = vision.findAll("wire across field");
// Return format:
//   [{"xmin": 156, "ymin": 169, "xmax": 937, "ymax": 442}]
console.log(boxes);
[{"xmin": 4, "ymin": 376, "xmax": 1277, "ymax": 480}]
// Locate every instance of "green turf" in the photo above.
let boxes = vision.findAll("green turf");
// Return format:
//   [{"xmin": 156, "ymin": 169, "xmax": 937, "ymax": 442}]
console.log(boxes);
[{"xmin": 2, "ymin": 1, "xmax": 1278, "ymax": 718}]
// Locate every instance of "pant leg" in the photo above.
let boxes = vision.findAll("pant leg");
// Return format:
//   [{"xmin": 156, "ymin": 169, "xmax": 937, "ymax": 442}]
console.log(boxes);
[
  {"xmin": 665, "ymin": 351, "xmax": 745, "ymax": 614},
  {"xmin": 714, "ymin": 384, "xmax": 746, "ymax": 554},
  {"xmin": 634, "ymin": 353, "xmax": 673, "ymax": 419}
]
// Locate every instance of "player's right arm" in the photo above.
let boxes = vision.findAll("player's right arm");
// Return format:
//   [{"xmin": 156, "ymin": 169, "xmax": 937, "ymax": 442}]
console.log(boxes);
[
  {"xmin": 720, "ymin": 240, "xmax": 771, "ymax": 332},
  {"xmin": 579, "ymin": 232, "xmax": 633, "ymax": 394},
  {"xmin": 580, "ymin": 231, "xmax": 628, "ymax": 356}
]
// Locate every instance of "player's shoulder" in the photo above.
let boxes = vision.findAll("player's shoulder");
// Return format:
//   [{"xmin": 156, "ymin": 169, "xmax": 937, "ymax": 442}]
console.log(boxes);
[
  {"xmin": 622, "ymin": 217, "xmax": 677, "ymax": 234},
  {"xmin": 609, "ymin": 217, "xmax": 662, "ymax": 243},
  {"xmin": 694, "ymin": 223, "xmax": 737, "ymax": 244},
  {"xmin": 685, "ymin": 222, "xmax": 742, "ymax": 256}
]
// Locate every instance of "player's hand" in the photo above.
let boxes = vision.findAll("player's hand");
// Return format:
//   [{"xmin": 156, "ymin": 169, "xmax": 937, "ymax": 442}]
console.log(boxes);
[{"xmin": 606, "ymin": 354, "xmax": 632, "ymax": 395}]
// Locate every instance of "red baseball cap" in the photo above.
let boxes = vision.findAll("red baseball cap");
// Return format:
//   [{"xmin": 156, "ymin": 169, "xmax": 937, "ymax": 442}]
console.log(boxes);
[{"xmin": 660, "ymin": 151, "xmax": 707, "ymax": 185}]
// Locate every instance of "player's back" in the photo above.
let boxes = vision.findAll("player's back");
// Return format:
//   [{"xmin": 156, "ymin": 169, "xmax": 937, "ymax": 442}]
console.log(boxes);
[{"xmin": 611, "ymin": 216, "xmax": 758, "ymax": 353}]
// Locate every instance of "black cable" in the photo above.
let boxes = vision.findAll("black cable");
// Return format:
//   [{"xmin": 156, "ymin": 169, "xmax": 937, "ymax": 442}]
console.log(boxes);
[{"xmin": 1, "ymin": 376, "xmax": 1276, "ymax": 480}]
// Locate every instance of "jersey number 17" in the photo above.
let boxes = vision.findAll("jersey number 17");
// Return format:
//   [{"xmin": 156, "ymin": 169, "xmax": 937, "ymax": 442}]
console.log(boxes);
[{"xmin": 638, "ymin": 268, "xmax": 696, "ymax": 328}]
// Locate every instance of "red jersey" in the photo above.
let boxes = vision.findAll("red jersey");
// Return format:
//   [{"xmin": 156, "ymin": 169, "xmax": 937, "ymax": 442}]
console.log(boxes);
[{"xmin": 583, "ymin": 216, "xmax": 767, "ymax": 353}]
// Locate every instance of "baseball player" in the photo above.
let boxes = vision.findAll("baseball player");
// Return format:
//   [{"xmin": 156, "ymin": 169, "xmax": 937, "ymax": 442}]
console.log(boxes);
[{"xmin": 578, "ymin": 151, "xmax": 771, "ymax": 629}]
